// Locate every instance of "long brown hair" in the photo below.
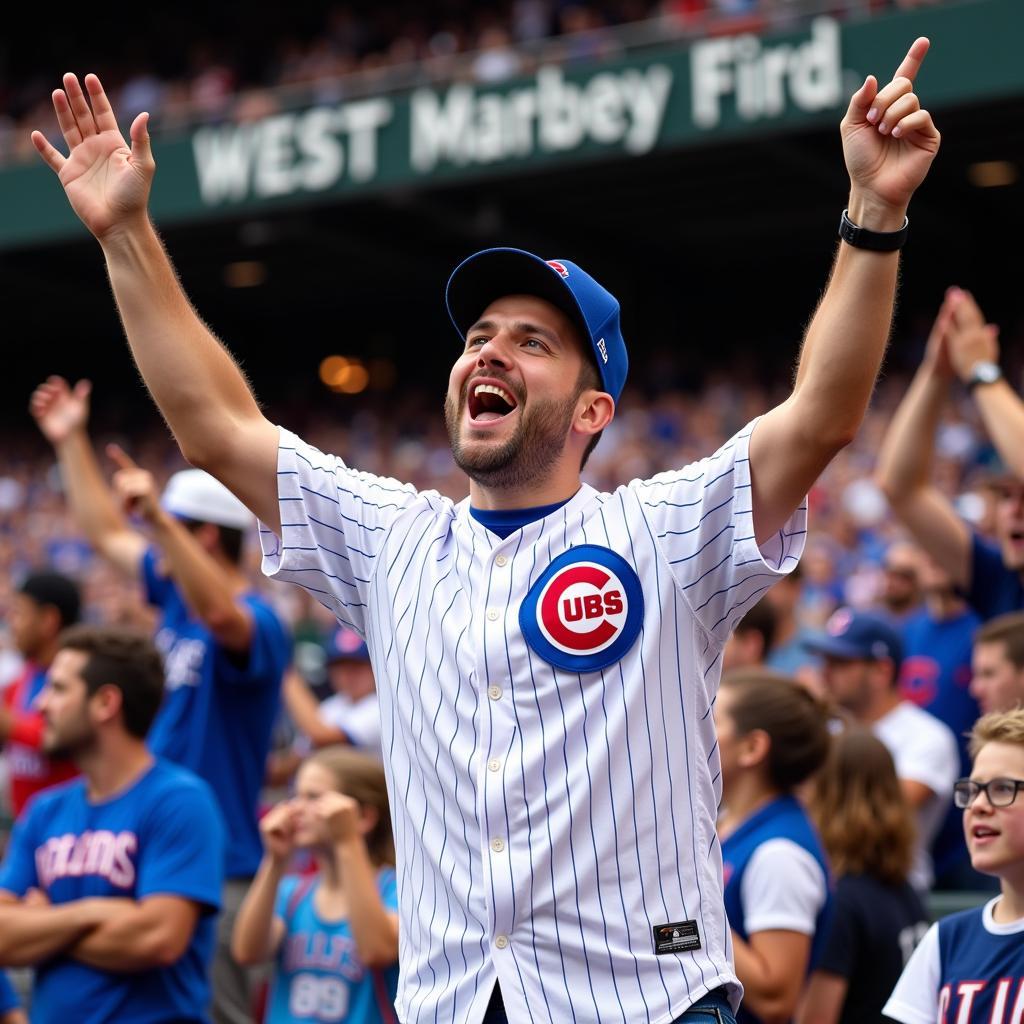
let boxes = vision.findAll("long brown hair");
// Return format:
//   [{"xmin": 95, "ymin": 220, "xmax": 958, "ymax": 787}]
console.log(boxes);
[
  {"xmin": 720, "ymin": 669, "xmax": 831, "ymax": 790},
  {"xmin": 306, "ymin": 746, "xmax": 395, "ymax": 868},
  {"xmin": 808, "ymin": 727, "xmax": 915, "ymax": 886}
]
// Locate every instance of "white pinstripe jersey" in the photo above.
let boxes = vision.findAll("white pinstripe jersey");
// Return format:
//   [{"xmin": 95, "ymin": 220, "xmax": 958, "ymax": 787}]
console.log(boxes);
[{"xmin": 260, "ymin": 418, "xmax": 807, "ymax": 1024}]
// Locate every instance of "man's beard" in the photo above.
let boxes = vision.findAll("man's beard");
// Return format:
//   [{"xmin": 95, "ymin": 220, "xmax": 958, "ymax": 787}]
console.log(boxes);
[
  {"xmin": 42, "ymin": 719, "xmax": 95, "ymax": 762},
  {"xmin": 444, "ymin": 386, "xmax": 579, "ymax": 491}
]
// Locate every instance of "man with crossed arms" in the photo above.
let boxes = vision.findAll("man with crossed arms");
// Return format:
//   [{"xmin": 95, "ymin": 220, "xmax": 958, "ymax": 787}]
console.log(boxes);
[{"xmin": 30, "ymin": 41, "xmax": 939, "ymax": 1023}]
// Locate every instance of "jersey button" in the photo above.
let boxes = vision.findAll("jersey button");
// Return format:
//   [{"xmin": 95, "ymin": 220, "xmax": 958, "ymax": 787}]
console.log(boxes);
[
  {"xmin": 488, "ymin": 685, "xmax": 503, "ymax": 701},
  {"xmin": 495, "ymin": 935, "xmax": 509, "ymax": 949},
  {"xmin": 487, "ymin": 758, "xmax": 501, "ymax": 773},
  {"xmin": 495, "ymin": 555, "xmax": 508, "ymax": 567},
  {"xmin": 491, "ymin": 837, "xmax": 505, "ymax": 853},
  {"xmin": 486, "ymin": 608, "xmax": 500, "ymax": 621}
]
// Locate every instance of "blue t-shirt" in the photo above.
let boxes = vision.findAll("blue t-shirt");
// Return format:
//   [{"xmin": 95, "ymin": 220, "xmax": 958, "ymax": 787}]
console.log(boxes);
[
  {"xmin": 899, "ymin": 607, "xmax": 982, "ymax": 883},
  {"xmin": 469, "ymin": 499, "xmax": 571, "ymax": 540},
  {"xmin": 0, "ymin": 759, "xmax": 224, "ymax": 1024},
  {"xmin": 266, "ymin": 870, "xmax": 399, "ymax": 1024},
  {"xmin": 722, "ymin": 795, "xmax": 832, "ymax": 1024},
  {"xmin": 968, "ymin": 533, "xmax": 1024, "ymax": 620},
  {"xmin": 142, "ymin": 548, "xmax": 291, "ymax": 878},
  {"xmin": 0, "ymin": 972, "xmax": 19, "ymax": 1015}
]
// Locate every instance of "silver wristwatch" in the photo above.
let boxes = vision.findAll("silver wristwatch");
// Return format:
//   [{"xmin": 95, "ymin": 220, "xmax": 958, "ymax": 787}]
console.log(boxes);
[{"xmin": 966, "ymin": 361, "xmax": 1002, "ymax": 392}]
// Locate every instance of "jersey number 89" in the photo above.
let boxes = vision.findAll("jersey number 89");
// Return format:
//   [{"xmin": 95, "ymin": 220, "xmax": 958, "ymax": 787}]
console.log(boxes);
[{"xmin": 289, "ymin": 973, "xmax": 350, "ymax": 1020}]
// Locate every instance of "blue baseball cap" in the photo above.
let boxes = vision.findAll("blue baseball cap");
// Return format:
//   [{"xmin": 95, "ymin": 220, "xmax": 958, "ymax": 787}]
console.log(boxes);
[
  {"xmin": 445, "ymin": 248, "xmax": 628, "ymax": 403},
  {"xmin": 324, "ymin": 627, "xmax": 369, "ymax": 664},
  {"xmin": 803, "ymin": 608, "xmax": 904, "ymax": 669}
]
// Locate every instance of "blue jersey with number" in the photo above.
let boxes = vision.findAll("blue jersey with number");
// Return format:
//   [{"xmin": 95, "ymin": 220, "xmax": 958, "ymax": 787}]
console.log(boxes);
[
  {"xmin": 142, "ymin": 548, "xmax": 291, "ymax": 878},
  {"xmin": 266, "ymin": 871, "xmax": 399, "ymax": 1024},
  {"xmin": 0, "ymin": 759, "xmax": 224, "ymax": 1023}
]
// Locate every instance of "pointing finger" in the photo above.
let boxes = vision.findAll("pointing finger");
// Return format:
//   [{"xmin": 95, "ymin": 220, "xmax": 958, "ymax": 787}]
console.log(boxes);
[
  {"xmin": 893, "ymin": 37, "xmax": 930, "ymax": 85},
  {"xmin": 106, "ymin": 443, "xmax": 138, "ymax": 471}
]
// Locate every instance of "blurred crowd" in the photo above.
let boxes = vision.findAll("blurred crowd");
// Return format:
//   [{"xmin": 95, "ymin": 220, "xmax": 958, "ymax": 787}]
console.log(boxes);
[{"xmin": 0, "ymin": 0, "xmax": 949, "ymax": 166}]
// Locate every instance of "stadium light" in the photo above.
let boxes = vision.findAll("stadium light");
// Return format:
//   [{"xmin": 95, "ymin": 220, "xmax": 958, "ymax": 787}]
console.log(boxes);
[{"xmin": 967, "ymin": 160, "xmax": 1018, "ymax": 188}]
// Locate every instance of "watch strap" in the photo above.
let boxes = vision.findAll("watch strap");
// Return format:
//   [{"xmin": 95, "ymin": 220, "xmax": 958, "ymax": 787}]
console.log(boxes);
[{"xmin": 838, "ymin": 209, "xmax": 909, "ymax": 252}]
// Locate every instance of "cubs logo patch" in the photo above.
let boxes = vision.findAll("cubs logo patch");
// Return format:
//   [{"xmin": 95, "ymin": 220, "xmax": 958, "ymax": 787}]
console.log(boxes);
[
  {"xmin": 546, "ymin": 260, "xmax": 570, "ymax": 278},
  {"xmin": 519, "ymin": 545, "xmax": 643, "ymax": 673}
]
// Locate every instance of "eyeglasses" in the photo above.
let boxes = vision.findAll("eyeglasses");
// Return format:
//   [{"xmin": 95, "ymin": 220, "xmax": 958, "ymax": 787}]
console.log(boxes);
[{"xmin": 954, "ymin": 777, "xmax": 1024, "ymax": 809}]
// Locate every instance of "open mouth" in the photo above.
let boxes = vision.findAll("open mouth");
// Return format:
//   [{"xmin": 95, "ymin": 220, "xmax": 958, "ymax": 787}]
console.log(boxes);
[
  {"xmin": 467, "ymin": 380, "xmax": 519, "ymax": 424},
  {"xmin": 972, "ymin": 825, "xmax": 1000, "ymax": 841}
]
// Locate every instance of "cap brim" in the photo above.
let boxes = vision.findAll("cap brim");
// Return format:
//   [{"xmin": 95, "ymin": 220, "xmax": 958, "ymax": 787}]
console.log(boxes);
[
  {"xmin": 446, "ymin": 248, "xmax": 591, "ymax": 354},
  {"xmin": 801, "ymin": 635, "xmax": 867, "ymax": 660}
]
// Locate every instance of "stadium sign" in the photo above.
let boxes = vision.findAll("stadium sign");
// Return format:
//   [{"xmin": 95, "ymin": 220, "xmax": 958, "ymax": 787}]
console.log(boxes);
[
  {"xmin": 3, "ymin": 0, "xmax": 1022, "ymax": 249},
  {"xmin": 409, "ymin": 66, "xmax": 673, "ymax": 171},
  {"xmin": 691, "ymin": 18, "xmax": 841, "ymax": 129},
  {"xmin": 191, "ymin": 65, "xmax": 673, "ymax": 204}
]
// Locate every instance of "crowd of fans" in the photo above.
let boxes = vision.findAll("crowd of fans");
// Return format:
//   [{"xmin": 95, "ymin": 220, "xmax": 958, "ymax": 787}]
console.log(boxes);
[{"xmin": 0, "ymin": 0, "xmax": 949, "ymax": 166}]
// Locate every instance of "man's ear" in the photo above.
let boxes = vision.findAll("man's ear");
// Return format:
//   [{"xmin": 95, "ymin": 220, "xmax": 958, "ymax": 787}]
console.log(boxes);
[
  {"xmin": 575, "ymin": 391, "xmax": 615, "ymax": 438},
  {"xmin": 89, "ymin": 682, "xmax": 124, "ymax": 727}
]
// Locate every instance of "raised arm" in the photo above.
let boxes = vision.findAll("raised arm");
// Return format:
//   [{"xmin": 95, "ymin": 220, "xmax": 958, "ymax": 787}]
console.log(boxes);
[
  {"xmin": 875, "ymin": 292, "xmax": 972, "ymax": 588},
  {"xmin": 106, "ymin": 446, "xmax": 254, "ymax": 652},
  {"xmin": 32, "ymin": 74, "xmax": 280, "ymax": 533},
  {"xmin": 231, "ymin": 802, "xmax": 296, "ymax": 965},
  {"xmin": 750, "ymin": 39, "xmax": 940, "ymax": 545},
  {"xmin": 29, "ymin": 377, "xmax": 146, "ymax": 577},
  {"xmin": 945, "ymin": 289, "xmax": 1024, "ymax": 478}
]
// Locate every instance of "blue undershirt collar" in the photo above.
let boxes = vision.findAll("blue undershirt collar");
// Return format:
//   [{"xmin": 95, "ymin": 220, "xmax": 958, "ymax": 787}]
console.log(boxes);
[{"xmin": 470, "ymin": 498, "xmax": 572, "ymax": 539}]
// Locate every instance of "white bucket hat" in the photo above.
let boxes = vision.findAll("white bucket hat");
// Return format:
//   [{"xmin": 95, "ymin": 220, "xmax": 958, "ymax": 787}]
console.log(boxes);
[{"xmin": 161, "ymin": 469, "xmax": 254, "ymax": 530}]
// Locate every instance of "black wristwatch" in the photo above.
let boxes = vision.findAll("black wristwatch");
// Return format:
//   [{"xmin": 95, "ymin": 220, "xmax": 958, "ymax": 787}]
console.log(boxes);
[
  {"xmin": 966, "ymin": 361, "xmax": 1003, "ymax": 392},
  {"xmin": 838, "ymin": 209, "xmax": 909, "ymax": 252}
]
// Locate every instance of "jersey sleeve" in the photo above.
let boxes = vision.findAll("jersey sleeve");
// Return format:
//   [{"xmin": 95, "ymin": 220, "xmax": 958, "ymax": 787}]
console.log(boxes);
[
  {"xmin": 0, "ymin": 802, "xmax": 40, "ymax": 897},
  {"xmin": 739, "ymin": 838, "xmax": 827, "ymax": 936},
  {"xmin": 136, "ymin": 777, "xmax": 225, "ymax": 913},
  {"xmin": 210, "ymin": 596, "xmax": 292, "ymax": 689},
  {"xmin": 895, "ymin": 720, "xmax": 960, "ymax": 798},
  {"xmin": 259, "ymin": 428, "xmax": 421, "ymax": 634},
  {"xmin": 631, "ymin": 418, "xmax": 807, "ymax": 640},
  {"xmin": 882, "ymin": 922, "xmax": 940, "ymax": 1024}
]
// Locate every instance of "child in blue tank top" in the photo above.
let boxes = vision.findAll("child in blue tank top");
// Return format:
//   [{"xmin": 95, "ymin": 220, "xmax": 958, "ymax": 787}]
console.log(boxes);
[
  {"xmin": 886, "ymin": 707, "xmax": 1024, "ymax": 1024},
  {"xmin": 716, "ymin": 669, "xmax": 833, "ymax": 1024},
  {"xmin": 232, "ymin": 747, "xmax": 399, "ymax": 1024}
]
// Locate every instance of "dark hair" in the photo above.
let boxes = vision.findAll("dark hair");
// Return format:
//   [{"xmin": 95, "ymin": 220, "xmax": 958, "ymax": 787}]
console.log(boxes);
[
  {"xmin": 57, "ymin": 626, "xmax": 165, "ymax": 739},
  {"xmin": 975, "ymin": 612, "xmax": 1024, "ymax": 671},
  {"xmin": 19, "ymin": 571, "xmax": 81, "ymax": 628},
  {"xmin": 734, "ymin": 597, "xmax": 778, "ymax": 655},
  {"xmin": 179, "ymin": 519, "xmax": 245, "ymax": 565},
  {"xmin": 721, "ymin": 668, "xmax": 831, "ymax": 790},
  {"xmin": 809, "ymin": 727, "xmax": 915, "ymax": 886}
]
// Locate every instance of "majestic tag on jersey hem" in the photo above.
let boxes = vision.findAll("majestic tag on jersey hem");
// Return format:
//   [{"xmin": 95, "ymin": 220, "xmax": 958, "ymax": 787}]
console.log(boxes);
[
  {"xmin": 653, "ymin": 920, "xmax": 702, "ymax": 955},
  {"xmin": 519, "ymin": 545, "xmax": 643, "ymax": 673}
]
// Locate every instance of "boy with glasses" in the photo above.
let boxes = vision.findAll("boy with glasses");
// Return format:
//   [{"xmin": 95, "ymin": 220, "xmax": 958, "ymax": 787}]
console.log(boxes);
[{"xmin": 884, "ymin": 708, "xmax": 1024, "ymax": 1023}]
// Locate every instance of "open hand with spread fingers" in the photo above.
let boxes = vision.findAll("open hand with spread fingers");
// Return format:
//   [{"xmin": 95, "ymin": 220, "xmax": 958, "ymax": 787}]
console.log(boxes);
[
  {"xmin": 841, "ymin": 38, "xmax": 941, "ymax": 225},
  {"xmin": 31, "ymin": 73, "xmax": 154, "ymax": 242},
  {"xmin": 29, "ymin": 376, "xmax": 92, "ymax": 446}
]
